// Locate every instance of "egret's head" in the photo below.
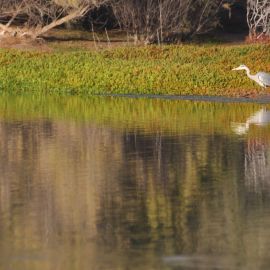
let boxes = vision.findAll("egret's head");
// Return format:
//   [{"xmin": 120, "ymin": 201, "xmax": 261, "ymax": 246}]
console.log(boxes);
[{"xmin": 232, "ymin": 64, "xmax": 248, "ymax": 71}]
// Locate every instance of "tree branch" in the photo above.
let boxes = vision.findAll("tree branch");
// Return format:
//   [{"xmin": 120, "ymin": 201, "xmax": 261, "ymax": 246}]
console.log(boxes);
[{"xmin": 33, "ymin": 6, "xmax": 89, "ymax": 38}]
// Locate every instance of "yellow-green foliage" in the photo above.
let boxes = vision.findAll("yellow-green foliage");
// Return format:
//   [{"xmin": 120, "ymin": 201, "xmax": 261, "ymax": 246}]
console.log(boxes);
[{"xmin": 0, "ymin": 44, "xmax": 269, "ymax": 96}]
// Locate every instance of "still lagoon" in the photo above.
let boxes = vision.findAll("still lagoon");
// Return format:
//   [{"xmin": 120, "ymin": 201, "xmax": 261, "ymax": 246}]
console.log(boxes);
[{"xmin": 0, "ymin": 95, "xmax": 270, "ymax": 270}]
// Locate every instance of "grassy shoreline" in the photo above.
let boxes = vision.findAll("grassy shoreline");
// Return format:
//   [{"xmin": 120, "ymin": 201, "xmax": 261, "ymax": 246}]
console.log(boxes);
[{"xmin": 0, "ymin": 43, "xmax": 270, "ymax": 97}]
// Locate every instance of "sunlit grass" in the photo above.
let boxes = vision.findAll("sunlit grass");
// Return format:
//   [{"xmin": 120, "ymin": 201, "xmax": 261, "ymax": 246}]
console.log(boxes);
[{"xmin": 0, "ymin": 43, "xmax": 270, "ymax": 96}]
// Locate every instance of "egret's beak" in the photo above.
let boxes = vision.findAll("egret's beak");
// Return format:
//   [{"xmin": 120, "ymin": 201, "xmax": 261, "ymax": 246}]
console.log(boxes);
[{"xmin": 232, "ymin": 66, "xmax": 241, "ymax": 71}]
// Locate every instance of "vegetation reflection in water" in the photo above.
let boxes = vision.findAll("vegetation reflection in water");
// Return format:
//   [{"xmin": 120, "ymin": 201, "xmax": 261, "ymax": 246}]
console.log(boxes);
[{"xmin": 0, "ymin": 95, "xmax": 270, "ymax": 270}]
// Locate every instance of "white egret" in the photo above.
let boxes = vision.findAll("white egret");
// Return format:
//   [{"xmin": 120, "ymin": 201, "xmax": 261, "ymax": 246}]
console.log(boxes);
[{"xmin": 232, "ymin": 65, "xmax": 270, "ymax": 88}]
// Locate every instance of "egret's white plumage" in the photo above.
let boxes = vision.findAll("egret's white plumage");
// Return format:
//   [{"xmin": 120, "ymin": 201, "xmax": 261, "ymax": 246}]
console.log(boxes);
[{"xmin": 232, "ymin": 65, "xmax": 270, "ymax": 88}]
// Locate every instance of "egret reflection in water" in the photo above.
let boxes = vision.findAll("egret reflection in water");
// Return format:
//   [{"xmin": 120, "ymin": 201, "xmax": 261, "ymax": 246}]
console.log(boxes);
[
  {"xmin": 231, "ymin": 108, "xmax": 270, "ymax": 135},
  {"xmin": 231, "ymin": 108, "xmax": 270, "ymax": 192}
]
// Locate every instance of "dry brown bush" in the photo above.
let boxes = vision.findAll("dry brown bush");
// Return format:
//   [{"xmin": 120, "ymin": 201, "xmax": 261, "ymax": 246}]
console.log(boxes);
[
  {"xmin": 110, "ymin": 0, "xmax": 224, "ymax": 44},
  {"xmin": 0, "ymin": 0, "xmax": 107, "ymax": 40},
  {"xmin": 247, "ymin": 0, "xmax": 270, "ymax": 40}
]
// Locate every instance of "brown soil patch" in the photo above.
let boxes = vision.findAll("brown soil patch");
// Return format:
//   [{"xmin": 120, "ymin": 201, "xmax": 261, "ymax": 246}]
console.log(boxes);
[
  {"xmin": 0, "ymin": 29, "xmax": 268, "ymax": 52},
  {"xmin": 0, "ymin": 36, "xmax": 52, "ymax": 51}
]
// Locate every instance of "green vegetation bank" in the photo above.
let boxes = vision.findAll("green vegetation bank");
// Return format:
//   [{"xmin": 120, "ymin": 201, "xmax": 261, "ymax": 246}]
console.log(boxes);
[{"xmin": 0, "ymin": 43, "xmax": 270, "ymax": 97}]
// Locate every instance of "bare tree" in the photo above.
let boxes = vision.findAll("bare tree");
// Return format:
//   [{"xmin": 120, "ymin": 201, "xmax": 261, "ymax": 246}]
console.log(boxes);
[
  {"xmin": 247, "ymin": 0, "xmax": 270, "ymax": 39},
  {"xmin": 110, "ymin": 0, "xmax": 224, "ymax": 44},
  {"xmin": 0, "ymin": 0, "xmax": 107, "ymax": 39}
]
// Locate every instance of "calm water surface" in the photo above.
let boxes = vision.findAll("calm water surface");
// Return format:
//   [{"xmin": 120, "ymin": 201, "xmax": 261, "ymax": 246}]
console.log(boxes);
[{"xmin": 1, "ymin": 96, "xmax": 270, "ymax": 270}]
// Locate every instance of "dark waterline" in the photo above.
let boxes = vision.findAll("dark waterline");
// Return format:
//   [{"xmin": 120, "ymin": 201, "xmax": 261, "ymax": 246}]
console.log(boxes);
[{"xmin": 98, "ymin": 93, "xmax": 270, "ymax": 104}]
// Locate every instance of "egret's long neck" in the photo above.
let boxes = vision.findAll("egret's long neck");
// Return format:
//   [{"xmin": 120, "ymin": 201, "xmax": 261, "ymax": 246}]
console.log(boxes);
[{"xmin": 244, "ymin": 67, "xmax": 255, "ymax": 80}]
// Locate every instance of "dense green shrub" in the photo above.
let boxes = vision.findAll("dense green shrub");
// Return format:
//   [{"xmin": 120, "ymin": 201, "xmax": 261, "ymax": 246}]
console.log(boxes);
[{"xmin": 0, "ymin": 44, "xmax": 269, "ymax": 97}]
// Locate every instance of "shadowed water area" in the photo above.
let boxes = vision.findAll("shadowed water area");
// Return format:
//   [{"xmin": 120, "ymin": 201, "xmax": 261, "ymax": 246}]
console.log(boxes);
[{"xmin": 1, "ymin": 95, "xmax": 270, "ymax": 270}]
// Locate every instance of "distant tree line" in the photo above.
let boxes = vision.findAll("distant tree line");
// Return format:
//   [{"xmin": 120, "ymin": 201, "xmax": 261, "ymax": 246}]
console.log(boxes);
[{"xmin": 0, "ymin": 0, "xmax": 269, "ymax": 43}]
